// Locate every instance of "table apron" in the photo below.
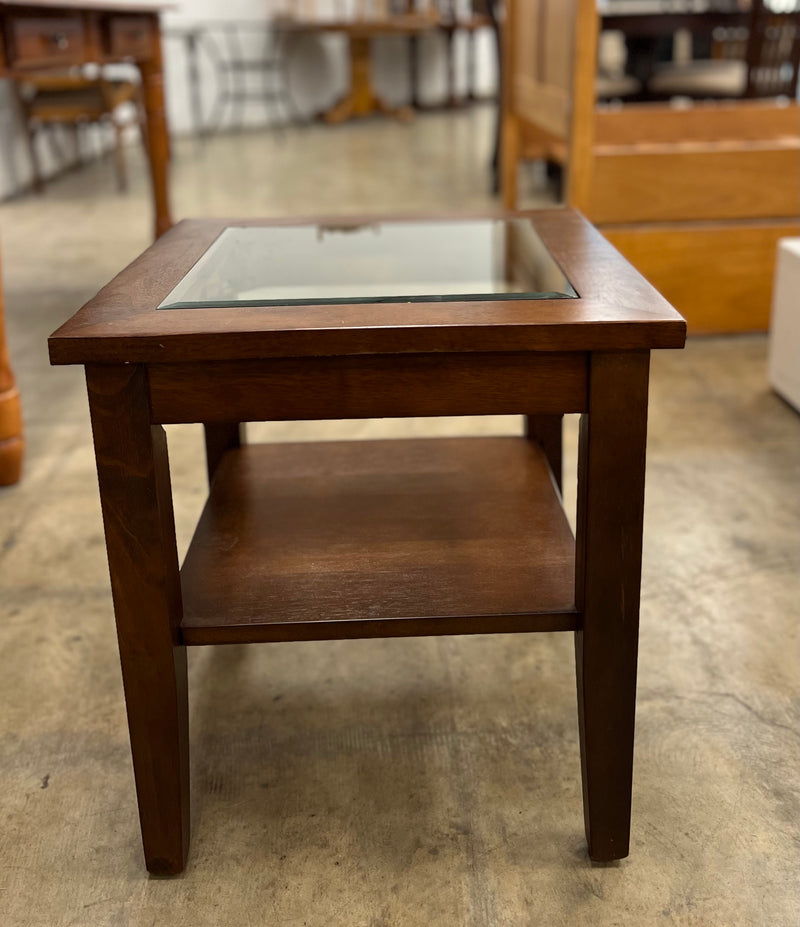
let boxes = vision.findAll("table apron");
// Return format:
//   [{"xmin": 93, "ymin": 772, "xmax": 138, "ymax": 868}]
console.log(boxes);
[{"xmin": 146, "ymin": 352, "xmax": 589, "ymax": 424}]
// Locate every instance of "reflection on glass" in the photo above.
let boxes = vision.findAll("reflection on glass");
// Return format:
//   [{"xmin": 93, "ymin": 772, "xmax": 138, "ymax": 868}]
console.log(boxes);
[{"xmin": 158, "ymin": 219, "xmax": 577, "ymax": 310}]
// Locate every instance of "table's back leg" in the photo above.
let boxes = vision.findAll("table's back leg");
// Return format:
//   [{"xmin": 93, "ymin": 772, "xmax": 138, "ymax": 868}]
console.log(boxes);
[
  {"xmin": 87, "ymin": 365, "xmax": 189, "ymax": 875},
  {"xmin": 574, "ymin": 350, "xmax": 649, "ymax": 861},
  {"xmin": 0, "ymin": 255, "xmax": 24, "ymax": 486},
  {"xmin": 204, "ymin": 422, "xmax": 245, "ymax": 485},
  {"xmin": 525, "ymin": 414, "xmax": 563, "ymax": 493}
]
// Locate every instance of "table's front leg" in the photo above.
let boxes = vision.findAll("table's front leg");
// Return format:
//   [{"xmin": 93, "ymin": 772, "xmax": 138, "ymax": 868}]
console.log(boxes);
[
  {"xmin": 0, "ymin": 255, "xmax": 23, "ymax": 486},
  {"xmin": 86, "ymin": 365, "xmax": 188, "ymax": 875},
  {"xmin": 574, "ymin": 350, "xmax": 650, "ymax": 862},
  {"xmin": 138, "ymin": 16, "xmax": 173, "ymax": 239}
]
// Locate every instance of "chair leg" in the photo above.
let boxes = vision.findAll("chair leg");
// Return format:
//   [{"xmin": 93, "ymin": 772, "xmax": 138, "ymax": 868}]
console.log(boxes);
[
  {"xmin": 24, "ymin": 124, "xmax": 44, "ymax": 193},
  {"xmin": 112, "ymin": 120, "xmax": 128, "ymax": 192},
  {"xmin": 499, "ymin": 110, "xmax": 519, "ymax": 208}
]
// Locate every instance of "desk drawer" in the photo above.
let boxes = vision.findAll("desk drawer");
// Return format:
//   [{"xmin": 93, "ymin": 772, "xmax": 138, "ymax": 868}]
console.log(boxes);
[
  {"xmin": 10, "ymin": 16, "xmax": 84, "ymax": 67},
  {"xmin": 107, "ymin": 16, "xmax": 156, "ymax": 60}
]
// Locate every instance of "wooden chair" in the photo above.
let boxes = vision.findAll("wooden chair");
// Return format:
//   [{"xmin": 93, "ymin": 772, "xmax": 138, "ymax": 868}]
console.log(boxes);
[
  {"xmin": 500, "ymin": 0, "xmax": 800, "ymax": 333},
  {"xmin": 647, "ymin": 0, "xmax": 800, "ymax": 100},
  {"xmin": 15, "ymin": 69, "xmax": 145, "ymax": 193},
  {"xmin": 204, "ymin": 23, "xmax": 292, "ymax": 132}
]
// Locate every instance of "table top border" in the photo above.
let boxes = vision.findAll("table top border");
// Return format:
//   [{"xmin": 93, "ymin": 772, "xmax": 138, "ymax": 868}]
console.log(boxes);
[{"xmin": 48, "ymin": 209, "xmax": 687, "ymax": 364}]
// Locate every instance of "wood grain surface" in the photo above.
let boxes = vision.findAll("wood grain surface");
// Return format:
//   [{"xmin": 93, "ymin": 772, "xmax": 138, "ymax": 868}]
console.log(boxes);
[
  {"xmin": 86, "ymin": 364, "xmax": 189, "ymax": 874},
  {"xmin": 148, "ymin": 352, "xmax": 588, "ymax": 424},
  {"xmin": 574, "ymin": 350, "xmax": 650, "ymax": 861},
  {"xmin": 604, "ymin": 219, "xmax": 799, "ymax": 332},
  {"xmin": 180, "ymin": 437, "xmax": 577, "ymax": 645}
]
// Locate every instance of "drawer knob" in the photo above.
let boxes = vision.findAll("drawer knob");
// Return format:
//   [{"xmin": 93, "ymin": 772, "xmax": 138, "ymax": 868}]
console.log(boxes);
[{"xmin": 50, "ymin": 31, "xmax": 70, "ymax": 50}]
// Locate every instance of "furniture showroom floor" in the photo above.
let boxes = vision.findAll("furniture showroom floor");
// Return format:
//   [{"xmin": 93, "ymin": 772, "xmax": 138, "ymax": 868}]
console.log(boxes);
[{"xmin": 0, "ymin": 107, "xmax": 797, "ymax": 926}]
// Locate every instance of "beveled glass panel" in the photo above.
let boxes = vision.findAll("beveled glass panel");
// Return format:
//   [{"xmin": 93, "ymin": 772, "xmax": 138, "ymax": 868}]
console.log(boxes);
[{"xmin": 158, "ymin": 218, "xmax": 577, "ymax": 310}]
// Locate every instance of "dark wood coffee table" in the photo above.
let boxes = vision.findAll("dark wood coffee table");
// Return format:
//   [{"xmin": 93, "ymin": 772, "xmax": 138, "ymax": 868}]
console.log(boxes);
[{"xmin": 49, "ymin": 210, "xmax": 685, "ymax": 875}]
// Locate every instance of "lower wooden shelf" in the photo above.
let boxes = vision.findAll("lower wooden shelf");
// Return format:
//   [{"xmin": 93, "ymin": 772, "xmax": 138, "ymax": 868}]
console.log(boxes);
[{"xmin": 179, "ymin": 436, "xmax": 578, "ymax": 645}]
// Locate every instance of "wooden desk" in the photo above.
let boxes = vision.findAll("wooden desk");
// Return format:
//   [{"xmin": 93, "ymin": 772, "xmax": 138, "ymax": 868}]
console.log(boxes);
[
  {"xmin": 276, "ymin": 15, "xmax": 436, "ymax": 123},
  {"xmin": 0, "ymin": 0, "xmax": 172, "ymax": 486},
  {"xmin": 49, "ymin": 210, "xmax": 685, "ymax": 873}
]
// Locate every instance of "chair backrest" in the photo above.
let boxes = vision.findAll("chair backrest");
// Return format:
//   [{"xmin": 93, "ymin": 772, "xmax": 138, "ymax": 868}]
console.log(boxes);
[
  {"xmin": 508, "ymin": 0, "xmax": 580, "ymax": 141},
  {"xmin": 745, "ymin": 0, "xmax": 800, "ymax": 97}
]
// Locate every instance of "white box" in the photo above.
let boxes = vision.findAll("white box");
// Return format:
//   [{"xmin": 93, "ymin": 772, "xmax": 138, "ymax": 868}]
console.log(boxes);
[{"xmin": 768, "ymin": 238, "xmax": 800, "ymax": 412}]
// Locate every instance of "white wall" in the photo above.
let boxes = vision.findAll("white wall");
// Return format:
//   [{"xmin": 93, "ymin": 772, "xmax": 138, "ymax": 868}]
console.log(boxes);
[
  {"xmin": 161, "ymin": 0, "xmax": 497, "ymax": 133},
  {"xmin": 0, "ymin": 1, "xmax": 497, "ymax": 199}
]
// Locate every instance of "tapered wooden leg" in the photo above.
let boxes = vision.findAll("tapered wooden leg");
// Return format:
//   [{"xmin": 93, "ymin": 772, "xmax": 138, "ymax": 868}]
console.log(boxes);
[
  {"xmin": 525, "ymin": 414, "xmax": 563, "ymax": 493},
  {"xmin": 87, "ymin": 365, "xmax": 189, "ymax": 875},
  {"xmin": 203, "ymin": 422, "xmax": 244, "ymax": 484},
  {"xmin": 574, "ymin": 351, "xmax": 650, "ymax": 861},
  {"xmin": 0, "ymin": 254, "xmax": 24, "ymax": 486}
]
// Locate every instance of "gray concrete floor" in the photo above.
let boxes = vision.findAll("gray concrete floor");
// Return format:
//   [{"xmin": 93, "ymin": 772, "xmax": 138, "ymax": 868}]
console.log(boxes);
[{"xmin": 0, "ymin": 108, "xmax": 798, "ymax": 926}]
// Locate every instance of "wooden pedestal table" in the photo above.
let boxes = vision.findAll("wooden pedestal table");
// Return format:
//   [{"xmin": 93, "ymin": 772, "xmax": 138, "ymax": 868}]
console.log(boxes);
[
  {"xmin": 276, "ymin": 15, "xmax": 436, "ymax": 124},
  {"xmin": 49, "ymin": 210, "xmax": 686, "ymax": 874}
]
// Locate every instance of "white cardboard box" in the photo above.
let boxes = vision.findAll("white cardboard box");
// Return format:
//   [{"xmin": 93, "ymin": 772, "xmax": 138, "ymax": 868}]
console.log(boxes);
[{"xmin": 768, "ymin": 238, "xmax": 800, "ymax": 412}]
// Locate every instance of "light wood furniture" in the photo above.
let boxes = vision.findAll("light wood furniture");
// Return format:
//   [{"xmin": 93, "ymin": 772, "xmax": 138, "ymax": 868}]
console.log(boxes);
[
  {"xmin": 0, "ymin": 253, "xmax": 23, "ymax": 485},
  {"xmin": 49, "ymin": 210, "xmax": 685, "ymax": 874},
  {"xmin": 500, "ymin": 0, "xmax": 800, "ymax": 333},
  {"xmin": 276, "ymin": 14, "xmax": 437, "ymax": 123},
  {"xmin": 0, "ymin": 0, "xmax": 173, "ymax": 486},
  {"xmin": 15, "ymin": 69, "xmax": 145, "ymax": 191}
]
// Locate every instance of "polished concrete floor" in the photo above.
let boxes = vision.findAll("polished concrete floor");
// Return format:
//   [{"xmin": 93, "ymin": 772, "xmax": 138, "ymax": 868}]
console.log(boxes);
[{"xmin": 0, "ymin": 109, "xmax": 798, "ymax": 926}]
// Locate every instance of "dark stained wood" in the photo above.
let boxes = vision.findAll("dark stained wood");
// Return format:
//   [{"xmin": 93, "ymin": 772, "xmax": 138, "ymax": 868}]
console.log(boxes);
[
  {"xmin": 47, "ymin": 210, "xmax": 686, "ymax": 367},
  {"xmin": 573, "ymin": 350, "xmax": 650, "ymax": 862},
  {"xmin": 86, "ymin": 364, "xmax": 188, "ymax": 875},
  {"xmin": 203, "ymin": 422, "xmax": 243, "ymax": 484},
  {"xmin": 180, "ymin": 438, "xmax": 577, "ymax": 645},
  {"xmin": 149, "ymin": 353, "xmax": 588, "ymax": 424},
  {"xmin": 525, "ymin": 414, "xmax": 563, "ymax": 493},
  {"xmin": 51, "ymin": 209, "xmax": 685, "ymax": 869}
]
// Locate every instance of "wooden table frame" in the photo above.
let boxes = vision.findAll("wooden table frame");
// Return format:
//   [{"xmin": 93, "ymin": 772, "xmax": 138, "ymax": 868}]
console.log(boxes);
[
  {"xmin": 0, "ymin": 0, "xmax": 172, "ymax": 486},
  {"xmin": 49, "ymin": 209, "xmax": 685, "ymax": 874}
]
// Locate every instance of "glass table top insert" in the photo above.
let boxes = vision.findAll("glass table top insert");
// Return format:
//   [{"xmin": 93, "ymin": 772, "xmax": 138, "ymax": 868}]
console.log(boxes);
[{"xmin": 158, "ymin": 218, "xmax": 578, "ymax": 310}]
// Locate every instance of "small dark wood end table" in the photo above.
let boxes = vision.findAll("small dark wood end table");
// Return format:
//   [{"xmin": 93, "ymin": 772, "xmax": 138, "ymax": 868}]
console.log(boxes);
[{"xmin": 49, "ymin": 210, "xmax": 686, "ymax": 874}]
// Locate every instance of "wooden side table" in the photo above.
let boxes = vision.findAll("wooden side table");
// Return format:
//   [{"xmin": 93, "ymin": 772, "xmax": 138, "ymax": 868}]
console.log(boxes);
[
  {"xmin": 49, "ymin": 210, "xmax": 686, "ymax": 874},
  {"xmin": 0, "ymin": 0, "xmax": 173, "ymax": 485}
]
